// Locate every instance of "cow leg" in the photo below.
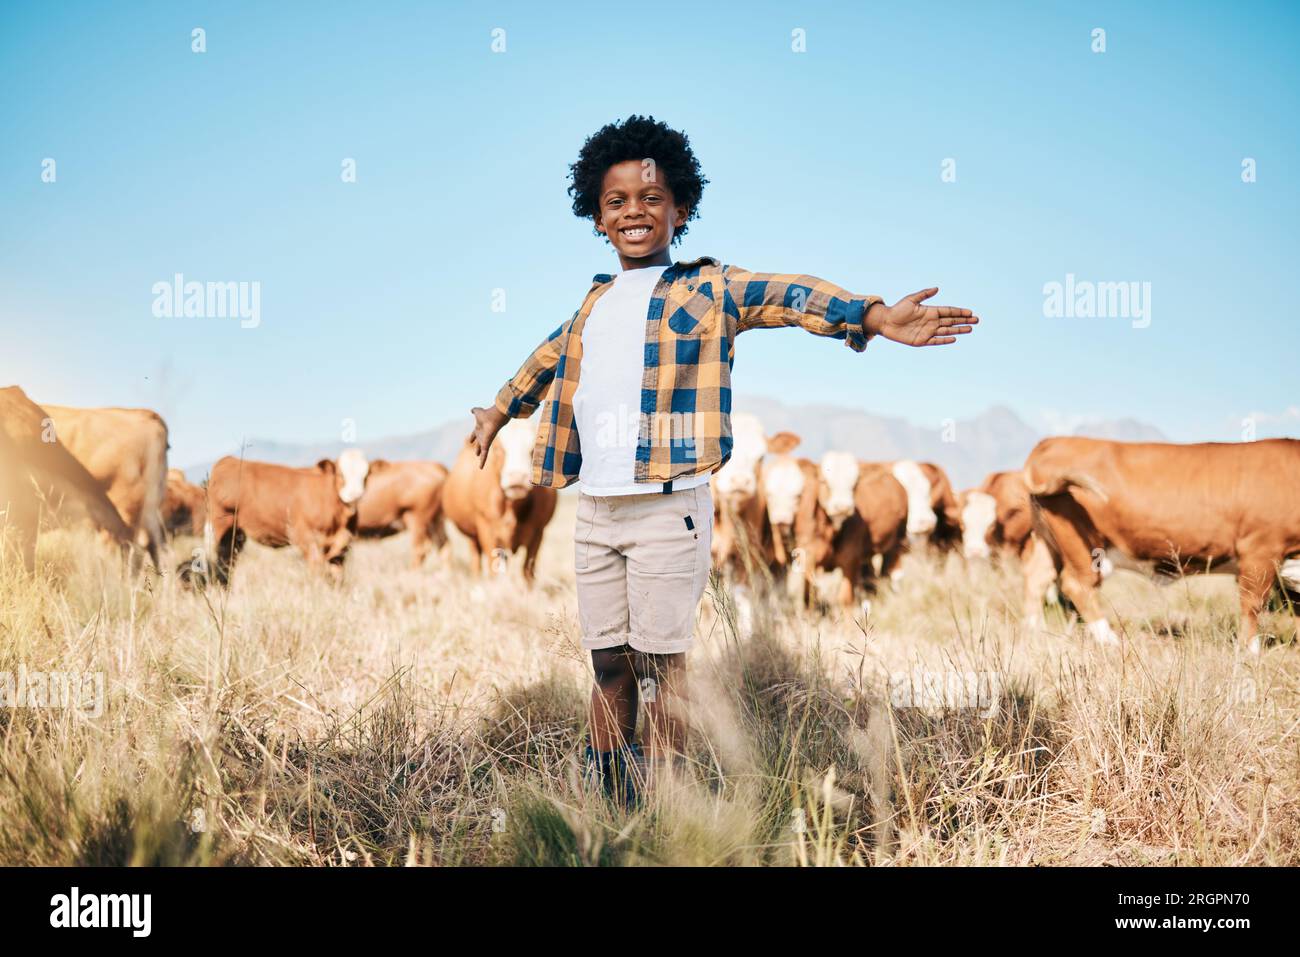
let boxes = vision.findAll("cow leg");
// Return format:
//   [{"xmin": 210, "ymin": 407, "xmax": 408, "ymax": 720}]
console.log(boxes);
[
  {"xmin": 300, "ymin": 537, "xmax": 327, "ymax": 576},
  {"xmin": 1034, "ymin": 498, "xmax": 1115, "ymax": 645},
  {"xmin": 213, "ymin": 526, "xmax": 245, "ymax": 587},
  {"xmin": 1235, "ymin": 556, "xmax": 1277, "ymax": 654},
  {"xmin": 521, "ymin": 526, "xmax": 546, "ymax": 585},
  {"xmin": 430, "ymin": 517, "xmax": 451, "ymax": 567},
  {"xmin": 472, "ymin": 518, "xmax": 497, "ymax": 576},
  {"xmin": 1020, "ymin": 535, "xmax": 1059, "ymax": 630},
  {"xmin": 878, "ymin": 541, "xmax": 902, "ymax": 589},
  {"xmin": 406, "ymin": 515, "xmax": 432, "ymax": 569},
  {"xmin": 138, "ymin": 508, "xmax": 167, "ymax": 575}
]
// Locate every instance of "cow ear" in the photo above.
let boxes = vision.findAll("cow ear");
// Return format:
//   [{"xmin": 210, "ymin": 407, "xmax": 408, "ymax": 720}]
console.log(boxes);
[
  {"xmin": 315, "ymin": 459, "xmax": 337, "ymax": 475},
  {"xmin": 767, "ymin": 432, "xmax": 801, "ymax": 455},
  {"xmin": 367, "ymin": 459, "xmax": 389, "ymax": 474}
]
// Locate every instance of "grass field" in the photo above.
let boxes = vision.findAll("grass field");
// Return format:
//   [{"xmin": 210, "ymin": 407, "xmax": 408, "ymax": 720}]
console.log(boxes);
[{"xmin": 2, "ymin": 495, "xmax": 1297, "ymax": 866}]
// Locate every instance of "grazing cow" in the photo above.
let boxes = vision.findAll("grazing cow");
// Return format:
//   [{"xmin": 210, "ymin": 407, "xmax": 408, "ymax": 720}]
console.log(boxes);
[
  {"xmin": 759, "ymin": 433, "xmax": 806, "ymax": 574},
  {"xmin": 202, "ymin": 449, "xmax": 370, "ymax": 585},
  {"xmin": 39, "ymin": 403, "xmax": 170, "ymax": 569},
  {"xmin": 891, "ymin": 459, "xmax": 938, "ymax": 545},
  {"xmin": 353, "ymin": 459, "xmax": 450, "ymax": 568},
  {"xmin": 1, "ymin": 386, "xmax": 134, "ymax": 571},
  {"xmin": 961, "ymin": 470, "xmax": 1061, "ymax": 627},
  {"xmin": 1025, "ymin": 437, "xmax": 1300, "ymax": 651},
  {"xmin": 442, "ymin": 418, "xmax": 556, "ymax": 582},
  {"xmin": 919, "ymin": 462, "xmax": 963, "ymax": 553},
  {"xmin": 791, "ymin": 455, "xmax": 909, "ymax": 609},
  {"xmin": 961, "ymin": 470, "xmax": 1031, "ymax": 560},
  {"xmin": 162, "ymin": 468, "xmax": 206, "ymax": 537},
  {"xmin": 713, "ymin": 413, "xmax": 799, "ymax": 580}
]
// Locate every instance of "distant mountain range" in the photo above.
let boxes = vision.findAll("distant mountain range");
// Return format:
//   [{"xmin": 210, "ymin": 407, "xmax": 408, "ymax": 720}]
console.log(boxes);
[{"xmin": 182, "ymin": 396, "xmax": 1167, "ymax": 490}]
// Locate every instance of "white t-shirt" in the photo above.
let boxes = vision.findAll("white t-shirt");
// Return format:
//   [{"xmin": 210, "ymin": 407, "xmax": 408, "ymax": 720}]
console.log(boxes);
[{"xmin": 572, "ymin": 264, "xmax": 711, "ymax": 497}]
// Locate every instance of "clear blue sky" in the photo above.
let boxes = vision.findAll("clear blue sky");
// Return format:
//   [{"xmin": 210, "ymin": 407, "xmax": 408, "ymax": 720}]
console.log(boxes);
[{"xmin": 3, "ymin": 0, "xmax": 1297, "ymax": 468}]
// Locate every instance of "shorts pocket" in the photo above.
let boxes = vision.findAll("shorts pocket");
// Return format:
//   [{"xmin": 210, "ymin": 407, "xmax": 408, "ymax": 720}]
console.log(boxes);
[{"xmin": 633, "ymin": 490, "xmax": 705, "ymax": 575}]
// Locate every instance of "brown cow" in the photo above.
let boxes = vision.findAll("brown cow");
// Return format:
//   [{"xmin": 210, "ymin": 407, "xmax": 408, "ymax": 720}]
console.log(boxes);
[
  {"xmin": 791, "ymin": 453, "xmax": 909, "ymax": 610},
  {"xmin": 441, "ymin": 419, "xmax": 556, "ymax": 583},
  {"xmin": 202, "ymin": 449, "xmax": 370, "ymax": 585},
  {"xmin": 162, "ymin": 468, "xmax": 206, "ymax": 537},
  {"xmin": 39, "ymin": 403, "xmax": 170, "ymax": 569},
  {"xmin": 353, "ymin": 459, "xmax": 450, "ymax": 568},
  {"xmin": 1, "ymin": 386, "xmax": 133, "ymax": 571},
  {"xmin": 919, "ymin": 461, "xmax": 963, "ymax": 553},
  {"xmin": 961, "ymin": 469, "xmax": 1060, "ymax": 627},
  {"xmin": 1025, "ymin": 436, "xmax": 1300, "ymax": 651}
]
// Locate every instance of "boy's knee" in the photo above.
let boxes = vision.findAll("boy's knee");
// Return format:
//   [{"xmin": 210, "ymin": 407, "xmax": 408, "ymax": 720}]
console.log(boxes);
[
  {"xmin": 632, "ymin": 650, "xmax": 683, "ymax": 684},
  {"xmin": 591, "ymin": 646, "xmax": 634, "ymax": 687}
]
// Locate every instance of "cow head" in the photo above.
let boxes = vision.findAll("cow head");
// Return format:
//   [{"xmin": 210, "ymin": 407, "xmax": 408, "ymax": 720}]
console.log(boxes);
[
  {"xmin": 960, "ymin": 490, "xmax": 997, "ymax": 559},
  {"xmin": 762, "ymin": 455, "xmax": 805, "ymax": 527},
  {"xmin": 818, "ymin": 451, "xmax": 859, "ymax": 531},
  {"xmin": 891, "ymin": 460, "xmax": 937, "ymax": 540},
  {"xmin": 333, "ymin": 448, "xmax": 370, "ymax": 504},
  {"xmin": 496, "ymin": 417, "xmax": 537, "ymax": 501},
  {"xmin": 762, "ymin": 454, "xmax": 805, "ymax": 564}
]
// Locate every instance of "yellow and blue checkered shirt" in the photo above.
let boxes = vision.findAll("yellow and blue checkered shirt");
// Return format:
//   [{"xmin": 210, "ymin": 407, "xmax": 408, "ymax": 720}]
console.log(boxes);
[{"xmin": 493, "ymin": 255, "xmax": 883, "ymax": 489}]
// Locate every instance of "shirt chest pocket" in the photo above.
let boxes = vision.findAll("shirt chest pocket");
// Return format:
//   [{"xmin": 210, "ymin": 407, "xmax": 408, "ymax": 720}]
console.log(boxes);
[{"xmin": 665, "ymin": 281, "xmax": 717, "ymax": 337}]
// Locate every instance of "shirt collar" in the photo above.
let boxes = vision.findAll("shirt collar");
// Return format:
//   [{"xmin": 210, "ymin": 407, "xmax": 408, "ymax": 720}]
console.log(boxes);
[{"xmin": 590, "ymin": 255, "xmax": 719, "ymax": 286}]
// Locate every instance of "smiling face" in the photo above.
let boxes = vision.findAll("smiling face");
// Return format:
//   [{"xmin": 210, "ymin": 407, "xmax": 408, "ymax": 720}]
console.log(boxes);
[{"xmin": 594, "ymin": 159, "xmax": 689, "ymax": 270}]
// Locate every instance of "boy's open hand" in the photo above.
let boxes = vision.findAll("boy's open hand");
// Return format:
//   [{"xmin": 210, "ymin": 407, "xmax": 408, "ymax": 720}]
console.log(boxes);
[
  {"xmin": 467, "ymin": 405, "xmax": 509, "ymax": 469},
  {"xmin": 865, "ymin": 288, "xmax": 979, "ymax": 347}
]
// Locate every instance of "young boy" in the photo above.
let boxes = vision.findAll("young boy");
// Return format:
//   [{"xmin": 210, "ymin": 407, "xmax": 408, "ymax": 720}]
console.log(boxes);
[{"xmin": 469, "ymin": 115, "xmax": 977, "ymax": 808}]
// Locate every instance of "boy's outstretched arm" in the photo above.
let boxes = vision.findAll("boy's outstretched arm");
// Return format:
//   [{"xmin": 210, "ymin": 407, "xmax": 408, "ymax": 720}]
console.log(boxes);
[
  {"xmin": 724, "ymin": 265, "xmax": 978, "ymax": 350},
  {"xmin": 468, "ymin": 319, "xmax": 569, "ymax": 468}
]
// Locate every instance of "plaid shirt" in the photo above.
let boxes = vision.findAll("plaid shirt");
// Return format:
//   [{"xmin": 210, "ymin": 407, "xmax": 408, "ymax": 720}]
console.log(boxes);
[{"xmin": 493, "ymin": 255, "xmax": 882, "ymax": 489}]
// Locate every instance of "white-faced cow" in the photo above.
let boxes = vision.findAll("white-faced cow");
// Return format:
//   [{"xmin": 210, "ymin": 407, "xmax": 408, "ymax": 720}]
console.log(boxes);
[
  {"xmin": 712, "ymin": 412, "xmax": 799, "ymax": 580},
  {"xmin": 202, "ymin": 449, "xmax": 370, "ymax": 585},
  {"xmin": 790, "ymin": 454, "xmax": 909, "ymax": 610},
  {"xmin": 961, "ymin": 469, "xmax": 1061, "ymax": 627},
  {"xmin": 891, "ymin": 459, "xmax": 938, "ymax": 546},
  {"xmin": 442, "ymin": 418, "xmax": 556, "ymax": 583},
  {"xmin": 918, "ymin": 462, "xmax": 963, "ymax": 554}
]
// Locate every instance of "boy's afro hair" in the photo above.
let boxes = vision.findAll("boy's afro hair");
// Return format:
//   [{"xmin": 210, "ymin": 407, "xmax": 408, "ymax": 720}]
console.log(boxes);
[{"xmin": 568, "ymin": 114, "xmax": 709, "ymax": 246}]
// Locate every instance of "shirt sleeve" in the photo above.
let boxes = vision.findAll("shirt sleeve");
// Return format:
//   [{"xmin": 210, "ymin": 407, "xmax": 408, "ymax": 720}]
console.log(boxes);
[
  {"xmin": 493, "ymin": 320, "xmax": 570, "ymax": 418},
  {"xmin": 721, "ymin": 264, "xmax": 883, "ymax": 353}
]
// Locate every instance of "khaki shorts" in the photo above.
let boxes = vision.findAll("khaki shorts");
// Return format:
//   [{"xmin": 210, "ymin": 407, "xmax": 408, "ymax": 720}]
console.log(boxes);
[{"xmin": 574, "ymin": 484, "xmax": 714, "ymax": 655}]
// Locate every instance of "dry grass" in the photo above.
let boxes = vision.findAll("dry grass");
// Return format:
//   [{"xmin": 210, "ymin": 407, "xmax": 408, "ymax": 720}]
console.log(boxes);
[{"xmin": 1, "ymin": 495, "xmax": 1297, "ymax": 866}]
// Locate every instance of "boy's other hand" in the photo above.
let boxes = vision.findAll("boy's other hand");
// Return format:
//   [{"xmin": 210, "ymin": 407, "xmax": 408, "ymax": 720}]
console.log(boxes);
[
  {"xmin": 468, "ymin": 405, "xmax": 509, "ymax": 469},
  {"xmin": 865, "ymin": 288, "xmax": 979, "ymax": 347}
]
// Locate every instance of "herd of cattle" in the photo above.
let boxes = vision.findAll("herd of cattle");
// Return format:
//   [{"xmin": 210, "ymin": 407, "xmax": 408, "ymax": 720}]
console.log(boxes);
[{"xmin": 3, "ymin": 384, "xmax": 1299, "ymax": 652}]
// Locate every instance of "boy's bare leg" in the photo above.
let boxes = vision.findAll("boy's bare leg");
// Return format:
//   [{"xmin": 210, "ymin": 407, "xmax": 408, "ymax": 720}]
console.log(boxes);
[
  {"xmin": 589, "ymin": 646, "xmax": 638, "ymax": 751},
  {"xmin": 635, "ymin": 651, "xmax": 688, "ymax": 778}
]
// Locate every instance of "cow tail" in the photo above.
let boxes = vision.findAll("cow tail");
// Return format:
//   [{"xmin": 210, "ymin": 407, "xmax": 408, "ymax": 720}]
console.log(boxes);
[
  {"xmin": 1027, "ymin": 494, "xmax": 1064, "ymax": 567},
  {"xmin": 1024, "ymin": 467, "xmax": 1109, "ymax": 503}
]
